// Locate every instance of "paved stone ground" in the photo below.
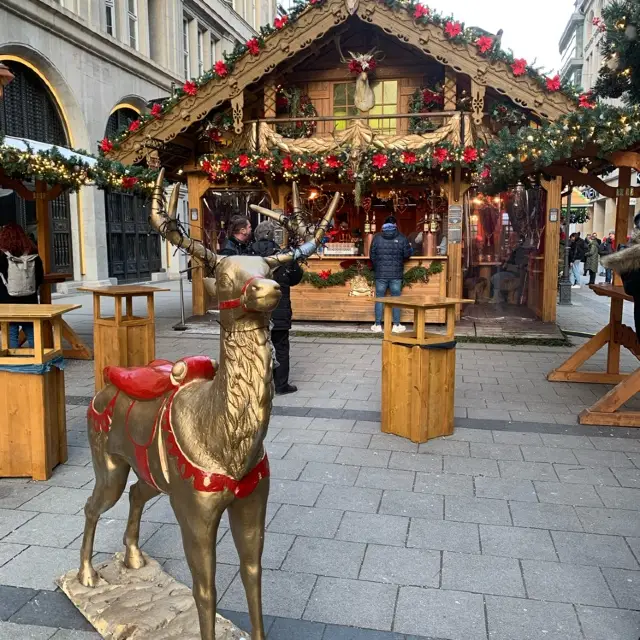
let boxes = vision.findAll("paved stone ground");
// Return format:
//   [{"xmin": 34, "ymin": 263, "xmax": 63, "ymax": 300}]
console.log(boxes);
[{"xmin": 1, "ymin": 282, "xmax": 640, "ymax": 638}]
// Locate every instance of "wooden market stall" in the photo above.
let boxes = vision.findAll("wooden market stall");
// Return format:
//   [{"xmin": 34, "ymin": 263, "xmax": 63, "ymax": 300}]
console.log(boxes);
[{"xmin": 104, "ymin": 0, "xmax": 577, "ymax": 325}]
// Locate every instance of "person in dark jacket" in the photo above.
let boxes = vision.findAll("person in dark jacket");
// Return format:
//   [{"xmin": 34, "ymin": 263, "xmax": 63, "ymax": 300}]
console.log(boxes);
[
  {"xmin": 221, "ymin": 216, "xmax": 253, "ymax": 256},
  {"xmin": 569, "ymin": 232, "xmax": 587, "ymax": 288},
  {"xmin": 600, "ymin": 231, "xmax": 615, "ymax": 283},
  {"xmin": 369, "ymin": 215, "xmax": 412, "ymax": 333},
  {"xmin": 0, "ymin": 223, "xmax": 44, "ymax": 348},
  {"xmin": 251, "ymin": 221, "xmax": 303, "ymax": 395}
]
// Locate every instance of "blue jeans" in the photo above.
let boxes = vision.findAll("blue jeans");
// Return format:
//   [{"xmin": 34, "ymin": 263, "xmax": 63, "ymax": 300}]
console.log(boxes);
[
  {"xmin": 605, "ymin": 268, "xmax": 612, "ymax": 284},
  {"xmin": 571, "ymin": 261, "xmax": 582, "ymax": 285},
  {"xmin": 9, "ymin": 323, "xmax": 34, "ymax": 348},
  {"xmin": 374, "ymin": 279, "xmax": 402, "ymax": 325}
]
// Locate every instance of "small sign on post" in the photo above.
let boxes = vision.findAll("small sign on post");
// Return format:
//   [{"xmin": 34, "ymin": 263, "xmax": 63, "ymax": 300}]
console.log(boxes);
[
  {"xmin": 550, "ymin": 208, "xmax": 559, "ymax": 222},
  {"xmin": 447, "ymin": 205, "xmax": 463, "ymax": 244}
]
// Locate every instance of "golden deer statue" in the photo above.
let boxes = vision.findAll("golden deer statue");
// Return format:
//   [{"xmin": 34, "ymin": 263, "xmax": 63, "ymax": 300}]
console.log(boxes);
[{"xmin": 79, "ymin": 171, "xmax": 340, "ymax": 640}]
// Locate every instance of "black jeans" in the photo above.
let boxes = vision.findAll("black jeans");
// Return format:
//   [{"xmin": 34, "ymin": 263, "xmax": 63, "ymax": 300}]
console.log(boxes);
[
  {"xmin": 271, "ymin": 329, "xmax": 290, "ymax": 390},
  {"xmin": 587, "ymin": 269, "xmax": 597, "ymax": 285}
]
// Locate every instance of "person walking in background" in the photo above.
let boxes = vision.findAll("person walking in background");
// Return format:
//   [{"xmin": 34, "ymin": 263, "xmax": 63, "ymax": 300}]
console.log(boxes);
[
  {"xmin": 569, "ymin": 232, "xmax": 586, "ymax": 288},
  {"xmin": 0, "ymin": 222, "xmax": 44, "ymax": 348},
  {"xmin": 370, "ymin": 215, "xmax": 412, "ymax": 334},
  {"xmin": 600, "ymin": 231, "xmax": 616, "ymax": 284},
  {"xmin": 584, "ymin": 234, "xmax": 599, "ymax": 285},
  {"xmin": 251, "ymin": 221, "xmax": 303, "ymax": 395},
  {"xmin": 221, "ymin": 216, "xmax": 253, "ymax": 256}
]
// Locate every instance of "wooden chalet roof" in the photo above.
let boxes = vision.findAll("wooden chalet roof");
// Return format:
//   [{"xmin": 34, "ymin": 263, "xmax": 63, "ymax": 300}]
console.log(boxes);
[{"xmin": 108, "ymin": 0, "xmax": 576, "ymax": 166}]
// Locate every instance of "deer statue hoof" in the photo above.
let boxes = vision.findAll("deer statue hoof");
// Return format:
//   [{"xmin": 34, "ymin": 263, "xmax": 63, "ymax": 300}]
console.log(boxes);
[
  {"xmin": 124, "ymin": 547, "xmax": 146, "ymax": 570},
  {"xmin": 78, "ymin": 565, "xmax": 99, "ymax": 588}
]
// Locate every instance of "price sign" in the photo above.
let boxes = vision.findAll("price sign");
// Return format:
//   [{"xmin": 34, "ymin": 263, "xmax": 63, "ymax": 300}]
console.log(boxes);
[{"xmin": 448, "ymin": 205, "xmax": 462, "ymax": 244}]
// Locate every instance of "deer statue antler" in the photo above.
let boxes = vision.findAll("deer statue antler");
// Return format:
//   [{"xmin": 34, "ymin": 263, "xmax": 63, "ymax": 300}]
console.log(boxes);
[
  {"xmin": 149, "ymin": 169, "xmax": 218, "ymax": 275},
  {"xmin": 250, "ymin": 185, "xmax": 340, "ymax": 267}
]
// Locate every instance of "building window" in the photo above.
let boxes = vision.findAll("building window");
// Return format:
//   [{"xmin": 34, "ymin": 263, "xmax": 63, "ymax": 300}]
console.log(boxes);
[
  {"xmin": 210, "ymin": 35, "xmax": 220, "ymax": 67},
  {"xmin": 197, "ymin": 28, "xmax": 205, "ymax": 76},
  {"xmin": 370, "ymin": 81, "xmax": 398, "ymax": 134},
  {"xmin": 183, "ymin": 17, "xmax": 191, "ymax": 78},
  {"xmin": 105, "ymin": 0, "xmax": 116, "ymax": 36},
  {"xmin": 333, "ymin": 82, "xmax": 358, "ymax": 130},
  {"xmin": 128, "ymin": 0, "xmax": 138, "ymax": 49}
]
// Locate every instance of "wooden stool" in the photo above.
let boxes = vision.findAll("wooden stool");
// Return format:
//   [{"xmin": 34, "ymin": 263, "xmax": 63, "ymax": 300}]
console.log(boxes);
[
  {"xmin": 79, "ymin": 285, "xmax": 169, "ymax": 391},
  {"xmin": 0, "ymin": 303, "xmax": 80, "ymax": 480},
  {"xmin": 377, "ymin": 296, "xmax": 472, "ymax": 443}
]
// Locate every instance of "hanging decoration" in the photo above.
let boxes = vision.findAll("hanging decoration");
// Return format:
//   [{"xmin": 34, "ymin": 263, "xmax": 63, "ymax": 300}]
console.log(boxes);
[
  {"xmin": 202, "ymin": 112, "xmax": 235, "ymax": 143},
  {"xmin": 408, "ymin": 85, "xmax": 445, "ymax": 134},
  {"xmin": 337, "ymin": 46, "xmax": 382, "ymax": 112},
  {"xmin": 489, "ymin": 101, "xmax": 530, "ymax": 130},
  {"xmin": 275, "ymin": 87, "xmax": 318, "ymax": 138}
]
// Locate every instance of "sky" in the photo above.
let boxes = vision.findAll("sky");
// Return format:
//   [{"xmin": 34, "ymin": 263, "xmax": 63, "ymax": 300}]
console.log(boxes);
[{"xmin": 431, "ymin": 0, "xmax": 577, "ymax": 76}]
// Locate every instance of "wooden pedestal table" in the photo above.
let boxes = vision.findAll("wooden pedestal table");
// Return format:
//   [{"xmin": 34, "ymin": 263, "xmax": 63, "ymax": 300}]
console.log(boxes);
[
  {"xmin": 0, "ymin": 303, "xmax": 80, "ymax": 480},
  {"xmin": 378, "ymin": 296, "xmax": 472, "ymax": 442},
  {"xmin": 548, "ymin": 284, "xmax": 640, "ymax": 427},
  {"xmin": 79, "ymin": 285, "xmax": 169, "ymax": 391}
]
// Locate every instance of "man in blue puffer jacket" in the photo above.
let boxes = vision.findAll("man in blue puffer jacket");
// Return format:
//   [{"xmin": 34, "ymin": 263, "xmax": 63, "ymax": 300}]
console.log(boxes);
[{"xmin": 370, "ymin": 215, "xmax": 412, "ymax": 333}]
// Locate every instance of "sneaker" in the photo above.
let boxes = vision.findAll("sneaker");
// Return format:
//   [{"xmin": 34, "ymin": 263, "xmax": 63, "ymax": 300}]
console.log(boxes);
[
  {"xmin": 392, "ymin": 324, "xmax": 406, "ymax": 334},
  {"xmin": 370, "ymin": 324, "xmax": 383, "ymax": 333},
  {"xmin": 571, "ymin": 284, "xmax": 581, "ymax": 289},
  {"xmin": 275, "ymin": 384, "xmax": 297, "ymax": 395}
]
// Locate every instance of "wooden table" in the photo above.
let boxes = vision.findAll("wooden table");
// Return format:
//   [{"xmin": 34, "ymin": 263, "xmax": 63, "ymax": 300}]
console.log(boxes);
[
  {"xmin": 377, "ymin": 296, "xmax": 472, "ymax": 442},
  {"xmin": 79, "ymin": 285, "xmax": 169, "ymax": 391},
  {"xmin": 548, "ymin": 284, "xmax": 640, "ymax": 426},
  {"xmin": 0, "ymin": 303, "xmax": 80, "ymax": 479}
]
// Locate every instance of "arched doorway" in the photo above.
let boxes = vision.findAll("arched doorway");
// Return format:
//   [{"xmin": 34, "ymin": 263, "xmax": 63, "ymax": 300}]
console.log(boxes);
[
  {"xmin": 104, "ymin": 106, "xmax": 161, "ymax": 282},
  {"xmin": 0, "ymin": 60, "xmax": 73, "ymax": 275}
]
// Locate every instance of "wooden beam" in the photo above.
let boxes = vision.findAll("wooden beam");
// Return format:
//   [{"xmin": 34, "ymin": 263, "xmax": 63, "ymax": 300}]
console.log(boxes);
[
  {"xmin": 187, "ymin": 172, "xmax": 211, "ymax": 316},
  {"xmin": 540, "ymin": 176, "xmax": 562, "ymax": 322},
  {"xmin": 545, "ymin": 165, "xmax": 617, "ymax": 199},
  {"xmin": 611, "ymin": 150, "xmax": 640, "ymax": 171}
]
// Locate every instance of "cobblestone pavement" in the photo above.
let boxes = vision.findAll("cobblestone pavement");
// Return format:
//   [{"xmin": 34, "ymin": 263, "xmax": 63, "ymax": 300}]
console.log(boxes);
[{"xmin": 1, "ymin": 283, "xmax": 640, "ymax": 638}]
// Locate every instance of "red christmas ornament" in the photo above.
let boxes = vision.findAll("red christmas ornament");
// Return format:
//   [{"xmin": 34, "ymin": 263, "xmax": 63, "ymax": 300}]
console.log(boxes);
[
  {"xmin": 413, "ymin": 3, "xmax": 429, "ymax": 19},
  {"xmin": 128, "ymin": 120, "xmax": 141, "ymax": 132},
  {"xmin": 480, "ymin": 166, "xmax": 491, "ymax": 180},
  {"xmin": 372, "ymin": 153, "xmax": 388, "ymax": 169},
  {"xmin": 274, "ymin": 15, "xmax": 288, "ymax": 29},
  {"xmin": 151, "ymin": 103, "xmax": 162, "ymax": 118},
  {"xmin": 220, "ymin": 159, "xmax": 232, "ymax": 172},
  {"xmin": 433, "ymin": 147, "xmax": 448, "ymax": 164},
  {"xmin": 444, "ymin": 21, "xmax": 462, "ymax": 39},
  {"xmin": 214, "ymin": 61, "xmax": 228, "ymax": 77},
  {"xmin": 318, "ymin": 270, "xmax": 332, "ymax": 280},
  {"xmin": 183, "ymin": 81, "xmax": 198, "ymax": 96},
  {"xmin": 511, "ymin": 58, "xmax": 527, "ymax": 76},
  {"xmin": 121, "ymin": 176, "xmax": 139, "ymax": 190},
  {"xmin": 578, "ymin": 92, "xmax": 596, "ymax": 109},
  {"xmin": 99, "ymin": 138, "xmax": 113, "ymax": 153},
  {"xmin": 463, "ymin": 146, "xmax": 478, "ymax": 163},
  {"xmin": 476, "ymin": 36, "xmax": 493, "ymax": 54},
  {"xmin": 325, "ymin": 155, "xmax": 342, "ymax": 168},
  {"xmin": 401, "ymin": 151, "xmax": 417, "ymax": 165},
  {"xmin": 282, "ymin": 156, "xmax": 294, "ymax": 170},
  {"xmin": 546, "ymin": 74, "xmax": 561, "ymax": 92},
  {"xmin": 246, "ymin": 38, "xmax": 261, "ymax": 56},
  {"xmin": 238, "ymin": 154, "xmax": 251, "ymax": 168},
  {"xmin": 257, "ymin": 158, "xmax": 270, "ymax": 171}
]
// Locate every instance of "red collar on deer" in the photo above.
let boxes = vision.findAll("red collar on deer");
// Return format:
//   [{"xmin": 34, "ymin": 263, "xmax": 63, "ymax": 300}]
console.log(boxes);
[{"xmin": 218, "ymin": 276, "xmax": 261, "ymax": 310}]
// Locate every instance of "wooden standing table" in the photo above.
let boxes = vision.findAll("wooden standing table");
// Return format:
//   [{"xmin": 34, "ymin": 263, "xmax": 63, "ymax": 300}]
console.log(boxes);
[
  {"xmin": 377, "ymin": 296, "xmax": 472, "ymax": 442},
  {"xmin": 548, "ymin": 284, "xmax": 640, "ymax": 426},
  {"xmin": 0, "ymin": 303, "xmax": 80, "ymax": 479},
  {"xmin": 79, "ymin": 285, "xmax": 169, "ymax": 391}
]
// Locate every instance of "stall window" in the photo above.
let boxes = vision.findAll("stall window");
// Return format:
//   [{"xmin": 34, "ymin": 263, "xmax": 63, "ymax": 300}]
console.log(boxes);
[
  {"xmin": 370, "ymin": 81, "xmax": 398, "ymax": 134},
  {"xmin": 333, "ymin": 83, "xmax": 358, "ymax": 131}
]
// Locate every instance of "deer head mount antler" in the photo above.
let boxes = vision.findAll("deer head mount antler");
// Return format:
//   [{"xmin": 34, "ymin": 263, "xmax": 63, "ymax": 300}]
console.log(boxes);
[{"xmin": 250, "ymin": 182, "xmax": 341, "ymax": 268}]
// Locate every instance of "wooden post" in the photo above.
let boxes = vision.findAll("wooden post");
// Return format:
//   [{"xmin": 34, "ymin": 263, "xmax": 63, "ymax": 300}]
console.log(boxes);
[
  {"xmin": 187, "ymin": 172, "xmax": 210, "ymax": 316},
  {"xmin": 444, "ymin": 69, "xmax": 457, "ymax": 110},
  {"xmin": 35, "ymin": 181, "xmax": 52, "ymax": 304},
  {"xmin": 540, "ymin": 176, "xmax": 562, "ymax": 322},
  {"xmin": 608, "ymin": 166, "xmax": 632, "ymax": 374}
]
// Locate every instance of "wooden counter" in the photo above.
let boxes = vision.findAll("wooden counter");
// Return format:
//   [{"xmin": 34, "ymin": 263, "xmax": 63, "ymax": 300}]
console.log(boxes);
[{"xmin": 290, "ymin": 256, "xmax": 448, "ymax": 323}]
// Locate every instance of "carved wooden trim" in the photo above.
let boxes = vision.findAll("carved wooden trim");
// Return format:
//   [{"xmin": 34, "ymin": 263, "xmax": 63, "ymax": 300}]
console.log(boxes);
[
  {"xmin": 444, "ymin": 69, "xmax": 456, "ymax": 111},
  {"xmin": 232, "ymin": 93, "xmax": 245, "ymax": 134},
  {"xmin": 264, "ymin": 82, "xmax": 277, "ymax": 118},
  {"xmin": 469, "ymin": 79, "xmax": 485, "ymax": 126}
]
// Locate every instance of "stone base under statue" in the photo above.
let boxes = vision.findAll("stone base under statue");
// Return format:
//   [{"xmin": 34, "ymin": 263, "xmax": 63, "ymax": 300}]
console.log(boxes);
[{"xmin": 57, "ymin": 553, "xmax": 248, "ymax": 640}]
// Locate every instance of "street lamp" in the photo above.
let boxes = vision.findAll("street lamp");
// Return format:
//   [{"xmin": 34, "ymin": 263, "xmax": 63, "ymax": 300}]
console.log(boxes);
[
  {"xmin": 0, "ymin": 63, "xmax": 14, "ymax": 99},
  {"xmin": 558, "ymin": 184, "xmax": 573, "ymax": 305}
]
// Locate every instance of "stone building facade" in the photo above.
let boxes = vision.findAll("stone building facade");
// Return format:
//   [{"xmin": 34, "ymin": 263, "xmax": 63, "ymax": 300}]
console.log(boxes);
[{"xmin": 0, "ymin": 0, "xmax": 275, "ymax": 287}]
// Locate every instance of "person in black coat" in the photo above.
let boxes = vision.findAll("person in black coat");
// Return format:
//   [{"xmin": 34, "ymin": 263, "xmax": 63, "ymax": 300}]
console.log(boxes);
[
  {"xmin": 221, "ymin": 216, "xmax": 253, "ymax": 256},
  {"xmin": 0, "ymin": 222, "xmax": 44, "ymax": 348},
  {"xmin": 251, "ymin": 221, "xmax": 303, "ymax": 395},
  {"xmin": 369, "ymin": 215, "xmax": 412, "ymax": 333}
]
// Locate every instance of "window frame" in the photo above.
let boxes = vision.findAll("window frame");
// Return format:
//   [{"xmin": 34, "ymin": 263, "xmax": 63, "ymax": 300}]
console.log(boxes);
[
  {"xmin": 183, "ymin": 16, "xmax": 191, "ymax": 79},
  {"xmin": 127, "ymin": 0, "xmax": 139, "ymax": 49},
  {"xmin": 197, "ymin": 27, "xmax": 205, "ymax": 76},
  {"xmin": 105, "ymin": 0, "xmax": 116, "ymax": 37}
]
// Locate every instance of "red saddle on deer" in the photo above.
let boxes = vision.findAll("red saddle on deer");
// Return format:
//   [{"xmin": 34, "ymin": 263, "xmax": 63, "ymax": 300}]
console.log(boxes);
[{"xmin": 104, "ymin": 357, "xmax": 216, "ymax": 401}]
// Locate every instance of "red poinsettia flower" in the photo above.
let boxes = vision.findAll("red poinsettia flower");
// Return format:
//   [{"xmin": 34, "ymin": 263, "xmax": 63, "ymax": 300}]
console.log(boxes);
[
  {"xmin": 372, "ymin": 153, "xmax": 388, "ymax": 169},
  {"xmin": 201, "ymin": 160, "xmax": 213, "ymax": 174},
  {"xmin": 257, "ymin": 158, "xmax": 270, "ymax": 171},
  {"xmin": 401, "ymin": 151, "xmax": 417, "ymax": 165},
  {"xmin": 348, "ymin": 59, "xmax": 363, "ymax": 74},
  {"xmin": 511, "ymin": 58, "xmax": 527, "ymax": 76},
  {"xmin": 476, "ymin": 36, "xmax": 493, "ymax": 54},
  {"xmin": 367, "ymin": 59, "xmax": 377, "ymax": 72},
  {"xmin": 463, "ymin": 146, "xmax": 478, "ymax": 163},
  {"xmin": 346, "ymin": 169, "xmax": 355, "ymax": 181},
  {"xmin": 238, "ymin": 154, "xmax": 251, "ymax": 168},
  {"xmin": 274, "ymin": 15, "xmax": 288, "ymax": 29},
  {"xmin": 282, "ymin": 156, "xmax": 294, "ymax": 170},
  {"xmin": 433, "ymin": 147, "xmax": 449, "ymax": 164},
  {"xmin": 444, "ymin": 21, "xmax": 462, "ymax": 39},
  {"xmin": 325, "ymin": 155, "xmax": 342, "ymax": 168},
  {"xmin": 208, "ymin": 128, "xmax": 222, "ymax": 142},
  {"xmin": 546, "ymin": 74, "xmax": 561, "ymax": 92},
  {"xmin": 99, "ymin": 138, "xmax": 113, "ymax": 153},
  {"xmin": 306, "ymin": 160, "xmax": 320, "ymax": 172},
  {"xmin": 183, "ymin": 81, "xmax": 198, "ymax": 96},
  {"xmin": 121, "ymin": 176, "xmax": 139, "ymax": 189},
  {"xmin": 128, "ymin": 120, "xmax": 141, "ymax": 132},
  {"xmin": 578, "ymin": 92, "xmax": 596, "ymax": 109},
  {"xmin": 151, "ymin": 103, "xmax": 163, "ymax": 118},
  {"xmin": 319, "ymin": 270, "xmax": 332, "ymax": 280},
  {"xmin": 413, "ymin": 3, "xmax": 429, "ymax": 19},
  {"xmin": 220, "ymin": 159, "xmax": 232, "ymax": 172},
  {"xmin": 480, "ymin": 166, "xmax": 491, "ymax": 180},
  {"xmin": 246, "ymin": 38, "xmax": 261, "ymax": 56},
  {"xmin": 214, "ymin": 60, "xmax": 228, "ymax": 77}
]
